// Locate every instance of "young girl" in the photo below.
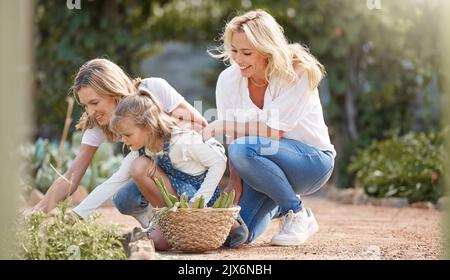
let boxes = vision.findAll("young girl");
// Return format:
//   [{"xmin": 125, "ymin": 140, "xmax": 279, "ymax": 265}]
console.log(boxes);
[{"xmin": 74, "ymin": 88, "xmax": 228, "ymax": 250}]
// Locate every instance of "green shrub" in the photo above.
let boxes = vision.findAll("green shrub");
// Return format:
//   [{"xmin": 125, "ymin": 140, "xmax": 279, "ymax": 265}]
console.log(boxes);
[
  {"xmin": 348, "ymin": 131, "xmax": 446, "ymax": 203},
  {"xmin": 18, "ymin": 203, "xmax": 126, "ymax": 260}
]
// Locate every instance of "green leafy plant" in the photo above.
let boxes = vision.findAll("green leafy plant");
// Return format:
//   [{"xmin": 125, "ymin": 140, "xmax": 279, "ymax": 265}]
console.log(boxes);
[
  {"xmin": 18, "ymin": 203, "xmax": 126, "ymax": 260},
  {"xmin": 348, "ymin": 131, "xmax": 446, "ymax": 203}
]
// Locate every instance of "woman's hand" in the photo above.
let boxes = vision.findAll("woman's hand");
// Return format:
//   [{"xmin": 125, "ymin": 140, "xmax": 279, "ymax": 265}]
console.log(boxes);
[
  {"xmin": 224, "ymin": 177, "xmax": 242, "ymax": 205},
  {"xmin": 223, "ymin": 162, "xmax": 242, "ymax": 205},
  {"xmin": 33, "ymin": 144, "xmax": 97, "ymax": 213},
  {"xmin": 202, "ymin": 120, "xmax": 224, "ymax": 141},
  {"xmin": 171, "ymin": 100, "xmax": 208, "ymax": 131}
]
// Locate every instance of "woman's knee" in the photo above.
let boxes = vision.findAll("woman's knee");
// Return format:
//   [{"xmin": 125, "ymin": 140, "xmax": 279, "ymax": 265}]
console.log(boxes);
[
  {"xmin": 113, "ymin": 191, "xmax": 134, "ymax": 215},
  {"xmin": 113, "ymin": 182, "xmax": 148, "ymax": 215}
]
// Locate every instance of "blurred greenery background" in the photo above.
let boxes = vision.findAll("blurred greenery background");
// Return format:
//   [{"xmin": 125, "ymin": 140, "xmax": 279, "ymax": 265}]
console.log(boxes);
[{"xmin": 31, "ymin": 0, "xmax": 445, "ymax": 202}]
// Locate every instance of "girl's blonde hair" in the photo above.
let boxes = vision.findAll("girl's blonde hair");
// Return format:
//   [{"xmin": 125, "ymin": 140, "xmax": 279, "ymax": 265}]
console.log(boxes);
[
  {"xmin": 210, "ymin": 9, "xmax": 325, "ymax": 89},
  {"xmin": 72, "ymin": 58, "xmax": 141, "ymax": 141},
  {"xmin": 110, "ymin": 88, "xmax": 179, "ymax": 177}
]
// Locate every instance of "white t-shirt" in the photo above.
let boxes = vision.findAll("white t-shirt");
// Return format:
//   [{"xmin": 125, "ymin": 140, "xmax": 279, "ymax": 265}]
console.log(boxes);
[
  {"xmin": 216, "ymin": 63, "xmax": 336, "ymax": 157},
  {"xmin": 81, "ymin": 77, "xmax": 185, "ymax": 147}
]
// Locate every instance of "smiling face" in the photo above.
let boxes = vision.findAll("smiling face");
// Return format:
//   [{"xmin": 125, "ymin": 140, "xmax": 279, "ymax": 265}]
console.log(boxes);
[
  {"xmin": 113, "ymin": 117, "xmax": 148, "ymax": 151},
  {"xmin": 77, "ymin": 87, "xmax": 118, "ymax": 126},
  {"xmin": 230, "ymin": 31, "xmax": 268, "ymax": 82}
]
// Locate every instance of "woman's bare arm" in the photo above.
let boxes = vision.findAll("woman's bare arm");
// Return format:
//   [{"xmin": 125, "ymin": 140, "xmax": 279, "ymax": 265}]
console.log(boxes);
[
  {"xmin": 33, "ymin": 144, "xmax": 97, "ymax": 213},
  {"xmin": 170, "ymin": 100, "xmax": 207, "ymax": 132},
  {"xmin": 203, "ymin": 120, "xmax": 284, "ymax": 141}
]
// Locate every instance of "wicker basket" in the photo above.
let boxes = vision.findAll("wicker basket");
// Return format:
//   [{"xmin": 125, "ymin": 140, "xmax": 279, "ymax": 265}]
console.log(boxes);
[{"xmin": 155, "ymin": 206, "xmax": 241, "ymax": 252}]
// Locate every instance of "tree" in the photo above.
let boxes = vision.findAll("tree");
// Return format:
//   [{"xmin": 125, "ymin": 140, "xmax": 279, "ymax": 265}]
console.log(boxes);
[
  {"xmin": 35, "ymin": 0, "xmax": 164, "ymax": 138},
  {"xmin": 35, "ymin": 0, "xmax": 443, "ymax": 187}
]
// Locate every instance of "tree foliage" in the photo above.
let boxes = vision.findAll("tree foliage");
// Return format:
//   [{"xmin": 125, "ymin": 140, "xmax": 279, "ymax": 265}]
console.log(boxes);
[
  {"xmin": 36, "ymin": 0, "xmax": 165, "ymax": 137},
  {"xmin": 35, "ymin": 0, "xmax": 444, "ymax": 187}
]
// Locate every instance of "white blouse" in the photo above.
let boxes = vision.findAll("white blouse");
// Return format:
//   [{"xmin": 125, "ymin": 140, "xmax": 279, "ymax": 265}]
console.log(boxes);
[{"xmin": 216, "ymin": 63, "xmax": 336, "ymax": 157}]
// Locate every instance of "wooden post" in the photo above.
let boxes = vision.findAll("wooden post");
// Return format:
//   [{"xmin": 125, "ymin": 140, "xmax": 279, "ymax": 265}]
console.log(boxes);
[
  {"xmin": 0, "ymin": 0, "xmax": 34, "ymax": 259},
  {"xmin": 442, "ymin": 0, "xmax": 450, "ymax": 260},
  {"xmin": 57, "ymin": 97, "xmax": 75, "ymax": 171}
]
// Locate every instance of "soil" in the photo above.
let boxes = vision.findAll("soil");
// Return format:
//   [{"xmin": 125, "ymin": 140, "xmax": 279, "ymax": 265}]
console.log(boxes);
[{"xmin": 95, "ymin": 195, "xmax": 443, "ymax": 260}]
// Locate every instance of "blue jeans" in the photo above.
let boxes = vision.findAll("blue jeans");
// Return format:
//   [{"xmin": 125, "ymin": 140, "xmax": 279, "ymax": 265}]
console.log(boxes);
[
  {"xmin": 113, "ymin": 180, "xmax": 149, "ymax": 215},
  {"xmin": 228, "ymin": 136, "xmax": 334, "ymax": 243}
]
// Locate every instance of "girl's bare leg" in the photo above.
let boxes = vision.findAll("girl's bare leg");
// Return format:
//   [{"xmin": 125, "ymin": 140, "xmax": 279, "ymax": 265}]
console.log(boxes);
[
  {"xmin": 130, "ymin": 156, "xmax": 178, "ymax": 208},
  {"xmin": 148, "ymin": 228, "xmax": 170, "ymax": 251}
]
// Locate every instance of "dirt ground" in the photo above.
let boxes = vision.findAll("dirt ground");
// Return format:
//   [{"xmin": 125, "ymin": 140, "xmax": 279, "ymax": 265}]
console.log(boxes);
[{"xmin": 95, "ymin": 195, "xmax": 443, "ymax": 260}]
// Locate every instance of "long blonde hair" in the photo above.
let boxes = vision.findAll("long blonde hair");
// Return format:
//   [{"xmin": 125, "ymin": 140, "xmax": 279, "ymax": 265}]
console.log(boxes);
[
  {"xmin": 110, "ymin": 88, "xmax": 179, "ymax": 177},
  {"xmin": 72, "ymin": 58, "xmax": 139, "ymax": 141},
  {"xmin": 210, "ymin": 9, "xmax": 325, "ymax": 89}
]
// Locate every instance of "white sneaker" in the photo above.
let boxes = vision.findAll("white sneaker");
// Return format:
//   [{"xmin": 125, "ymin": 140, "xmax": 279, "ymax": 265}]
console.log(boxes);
[
  {"xmin": 306, "ymin": 208, "xmax": 319, "ymax": 235},
  {"xmin": 131, "ymin": 205, "xmax": 154, "ymax": 229},
  {"xmin": 271, "ymin": 208, "xmax": 319, "ymax": 246}
]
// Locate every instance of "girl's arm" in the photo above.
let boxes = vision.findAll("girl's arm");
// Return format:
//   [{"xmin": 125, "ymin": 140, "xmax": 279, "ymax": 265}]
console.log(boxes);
[
  {"xmin": 191, "ymin": 159, "xmax": 226, "ymax": 205},
  {"xmin": 203, "ymin": 120, "xmax": 285, "ymax": 141},
  {"xmin": 170, "ymin": 100, "xmax": 207, "ymax": 133},
  {"xmin": 34, "ymin": 144, "xmax": 97, "ymax": 213},
  {"xmin": 185, "ymin": 137, "xmax": 227, "ymax": 205},
  {"xmin": 72, "ymin": 151, "xmax": 138, "ymax": 218}
]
